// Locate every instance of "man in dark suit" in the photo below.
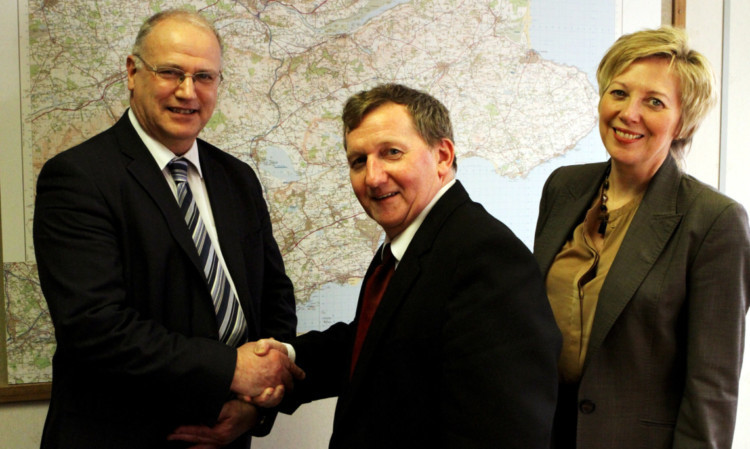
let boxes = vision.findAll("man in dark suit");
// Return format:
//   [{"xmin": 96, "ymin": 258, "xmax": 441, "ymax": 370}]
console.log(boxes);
[
  {"xmin": 263, "ymin": 84, "xmax": 561, "ymax": 448},
  {"xmin": 33, "ymin": 9, "xmax": 301, "ymax": 449}
]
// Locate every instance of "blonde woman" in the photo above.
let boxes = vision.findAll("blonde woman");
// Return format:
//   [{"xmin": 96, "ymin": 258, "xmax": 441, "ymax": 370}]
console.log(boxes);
[{"xmin": 534, "ymin": 27, "xmax": 750, "ymax": 449}]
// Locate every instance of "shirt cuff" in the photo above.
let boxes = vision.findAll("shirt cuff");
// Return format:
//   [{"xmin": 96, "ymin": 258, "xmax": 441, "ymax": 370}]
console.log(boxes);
[{"xmin": 283, "ymin": 342, "xmax": 296, "ymax": 363}]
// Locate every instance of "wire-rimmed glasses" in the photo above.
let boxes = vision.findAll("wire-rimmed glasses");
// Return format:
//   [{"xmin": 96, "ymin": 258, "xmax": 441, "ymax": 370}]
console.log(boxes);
[{"xmin": 133, "ymin": 54, "xmax": 223, "ymax": 88}]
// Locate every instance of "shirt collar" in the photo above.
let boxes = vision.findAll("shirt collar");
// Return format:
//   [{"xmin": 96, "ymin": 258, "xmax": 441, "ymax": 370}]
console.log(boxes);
[
  {"xmin": 127, "ymin": 108, "xmax": 203, "ymax": 177},
  {"xmin": 387, "ymin": 179, "xmax": 456, "ymax": 264}
]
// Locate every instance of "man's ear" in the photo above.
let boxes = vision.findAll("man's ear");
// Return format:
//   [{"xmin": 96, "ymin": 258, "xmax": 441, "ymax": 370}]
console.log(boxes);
[
  {"xmin": 435, "ymin": 137, "xmax": 455, "ymax": 177},
  {"xmin": 126, "ymin": 55, "xmax": 137, "ymax": 91}
]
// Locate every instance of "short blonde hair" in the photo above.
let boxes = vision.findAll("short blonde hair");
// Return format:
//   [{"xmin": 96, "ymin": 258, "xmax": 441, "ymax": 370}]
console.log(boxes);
[{"xmin": 596, "ymin": 26, "xmax": 716, "ymax": 160}]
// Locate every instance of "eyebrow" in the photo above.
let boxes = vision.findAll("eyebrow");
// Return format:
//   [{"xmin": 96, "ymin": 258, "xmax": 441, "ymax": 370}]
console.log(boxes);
[
  {"xmin": 609, "ymin": 81, "xmax": 672, "ymax": 98},
  {"xmin": 152, "ymin": 60, "xmax": 220, "ymax": 73}
]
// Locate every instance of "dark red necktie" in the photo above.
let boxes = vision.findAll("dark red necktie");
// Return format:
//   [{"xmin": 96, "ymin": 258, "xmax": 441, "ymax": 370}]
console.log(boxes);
[{"xmin": 351, "ymin": 245, "xmax": 396, "ymax": 377}]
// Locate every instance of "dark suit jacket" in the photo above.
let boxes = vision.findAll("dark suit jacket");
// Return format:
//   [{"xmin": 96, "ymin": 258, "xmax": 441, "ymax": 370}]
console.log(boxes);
[
  {"xmin": 33, "ymin": 113, "xmax": 297, "ymax": 449},
  {"xmin": 534, "ymin": 156, "xmax": 750, "ymax": 449},
  {"xmin": 284, "ymin": 181, "xmax": 561, "ymax": 449}
]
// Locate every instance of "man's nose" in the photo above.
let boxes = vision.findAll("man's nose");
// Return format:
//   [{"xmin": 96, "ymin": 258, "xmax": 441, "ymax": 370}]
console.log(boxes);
[
  {"xmin": 175, "ymin": 75, "xmax": 197, "ymax": 99},
  {"xmin": 365, "ymin": 158, "xmax": 387, "ymax": 186}
]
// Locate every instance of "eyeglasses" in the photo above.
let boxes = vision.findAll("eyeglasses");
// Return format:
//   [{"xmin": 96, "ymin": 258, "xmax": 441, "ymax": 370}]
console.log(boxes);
[{"xmin": 133, "ymin": 54, "xmax": 223, "ymax": 88}]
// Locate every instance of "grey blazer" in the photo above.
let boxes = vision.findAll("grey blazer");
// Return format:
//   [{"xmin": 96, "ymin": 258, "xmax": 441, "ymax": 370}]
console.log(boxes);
[{"xmin": 534, "ymin": 155, "xmax": 750, "ymax": 449}]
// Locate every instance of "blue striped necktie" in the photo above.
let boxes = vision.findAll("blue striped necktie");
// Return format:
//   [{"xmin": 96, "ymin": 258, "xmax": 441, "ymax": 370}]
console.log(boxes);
[{"xmin": 168, "ymin": 158, "xmax": 247, "ymax": 347}]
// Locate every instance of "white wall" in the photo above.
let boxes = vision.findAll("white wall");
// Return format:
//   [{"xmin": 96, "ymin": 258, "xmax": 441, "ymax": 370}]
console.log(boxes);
[
  {"xmin": 0, "ymin": 402, "xmax": 47, "ymax": 449},
  {"xmin": 0, "ymin": 0, "xmax": 48, "ymax": 448},
  {"xmin": 2, "ymin": 1, "xmax": 749, "ymax": 448},
  {"xmin": 680, "ymin": 2, "xmax": 750, "ymax": 448},
  {"xmin": 680, "ymin": 3, "xmax": 750, "ymax": 446}
]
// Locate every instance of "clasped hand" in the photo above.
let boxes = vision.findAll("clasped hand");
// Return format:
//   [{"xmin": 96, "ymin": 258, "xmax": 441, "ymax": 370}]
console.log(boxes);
[
  {"xmin": 231, "ymin": 338, "xmax": 304, "ymax": 407},
  {"xmin": 167, "ymin": 339, "xmax": 304, "ymax": 448}
]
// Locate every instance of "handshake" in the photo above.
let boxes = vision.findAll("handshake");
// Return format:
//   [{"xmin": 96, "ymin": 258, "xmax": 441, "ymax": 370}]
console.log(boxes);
[
  {"xmin": 230, "ymin": 338, "xmax": 305, "ymax": 408},
  {"xmin": 167, "ymin": 339, "xmax": 304, "ymax": 446}
]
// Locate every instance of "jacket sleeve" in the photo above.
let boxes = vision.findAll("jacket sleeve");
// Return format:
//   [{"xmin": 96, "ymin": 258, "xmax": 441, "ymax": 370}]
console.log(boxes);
[
  {"xmin": 237, "ymin": 159, "xmax": 297, "ymax": 341},
  {"xmin": 278, "ymin": 321, "xmax": 354, "ymax": 413},
  {"xmin": 674, "ymin": 200, "xmax": 750, "ymax": 448},
  {"xmin": 440, "ymin": 218, "xmax": 562, "ymax": 448}
]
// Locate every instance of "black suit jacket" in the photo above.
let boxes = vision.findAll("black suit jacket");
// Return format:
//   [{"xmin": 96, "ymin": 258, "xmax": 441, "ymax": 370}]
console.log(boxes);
[
  {"xmin": 285, "ymin": 182, "xmax": 561, "ymax": 449},
  {"xmin": 33, "ymin": 113, "xmax": 297, "ymax": 449},
  {"xmin": 534, "ymin": 156, "xmax": 750, "ymax": 448}
]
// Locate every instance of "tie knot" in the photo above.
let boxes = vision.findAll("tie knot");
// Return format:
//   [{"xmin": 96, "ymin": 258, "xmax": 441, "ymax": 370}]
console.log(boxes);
[
  {"xmin": 168, "ymin": 158, "xmax": 189, "ymax": 184},
  {"xmin": 381, "ymin": 244, "xmax": 394, "ymax": 266}
]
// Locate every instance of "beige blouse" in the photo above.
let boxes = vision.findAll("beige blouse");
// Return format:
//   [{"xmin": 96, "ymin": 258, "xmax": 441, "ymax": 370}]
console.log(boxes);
[{"xmin": 545, "ymin": 191, "xmax": 644, "ymax": 383}]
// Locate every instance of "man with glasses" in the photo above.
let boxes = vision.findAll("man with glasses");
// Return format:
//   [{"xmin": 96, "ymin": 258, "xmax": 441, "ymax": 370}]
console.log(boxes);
[{"xmin": 33, "ymin": 9, "xmax": 301, "ymax": 449}]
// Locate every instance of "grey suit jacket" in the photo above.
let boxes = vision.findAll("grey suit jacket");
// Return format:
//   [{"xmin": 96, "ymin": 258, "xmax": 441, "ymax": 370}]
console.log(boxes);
[{"xmin": 534, "ymin": 155, "xmax": 750, "ymax": 449}]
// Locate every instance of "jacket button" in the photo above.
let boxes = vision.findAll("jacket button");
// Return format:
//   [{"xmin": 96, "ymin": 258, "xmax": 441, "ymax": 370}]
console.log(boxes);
[{"xmin": 579, "ymin": 400, "xmax": 596, "ymax": 414}]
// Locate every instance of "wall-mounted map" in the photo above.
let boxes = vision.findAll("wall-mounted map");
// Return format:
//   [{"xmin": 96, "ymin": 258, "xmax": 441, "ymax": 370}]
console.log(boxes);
[{"xmin": 4, "ymin": 0, "xmax": 633, "ymax": 386}]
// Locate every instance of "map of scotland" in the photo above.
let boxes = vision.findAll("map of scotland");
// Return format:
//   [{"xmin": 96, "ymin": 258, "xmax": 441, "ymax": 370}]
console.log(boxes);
[{"xmin": 6, "ymin": 0, "xmax": 604, "ymax": 383}]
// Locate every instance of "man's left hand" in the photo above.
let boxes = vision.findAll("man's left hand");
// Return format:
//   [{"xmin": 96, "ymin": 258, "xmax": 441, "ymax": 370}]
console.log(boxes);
[{"xmin": 167, "ymin": 399, "xmax": 258, "ymax": 448}]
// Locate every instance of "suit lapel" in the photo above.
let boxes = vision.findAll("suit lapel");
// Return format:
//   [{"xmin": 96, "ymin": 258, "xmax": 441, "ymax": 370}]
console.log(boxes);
[
  {"xmin": 585, "ymin": 156, "xmax": 682, "ymax": 368},
  {"xmin": 113, "ymin": 115, "xmax": 206, "ymax": 276},
  {"xmin": 345, "ymin": 182, "xmax": 469, "ymax": 398},
  {"xmin": 535, "ymin": 163, "xmax": 607, "ymax": 277}
]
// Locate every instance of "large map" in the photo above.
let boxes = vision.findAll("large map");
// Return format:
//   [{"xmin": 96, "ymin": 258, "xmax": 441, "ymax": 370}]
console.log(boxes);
[{"xmin": 4, "ymin": 0, "xmax": 616, "ymax": 384}]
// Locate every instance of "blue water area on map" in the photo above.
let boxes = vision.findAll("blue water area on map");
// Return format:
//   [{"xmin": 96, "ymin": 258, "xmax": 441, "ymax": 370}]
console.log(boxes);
[
  {"xmin": 458, "ymin": 131, "xmax": 607, "ymax": 249},
  {"xmin": 297, "ymin": 281, "xmax": 362, "ymax": 332},
  {"xmin": 259, "ymin": 145, "xmax": 301, "ymax": 182},
  {"xmin": 323, "ymin": 0, "xmax": 413, "ymax": 35},
  {"xmin": 528, "ymin": 0, "xmax": 617, "ymax": 86}
]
